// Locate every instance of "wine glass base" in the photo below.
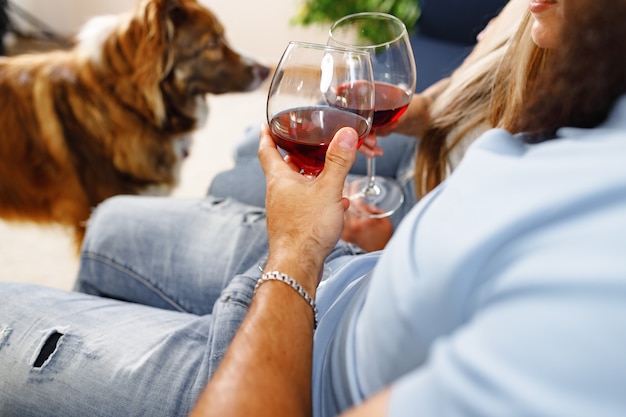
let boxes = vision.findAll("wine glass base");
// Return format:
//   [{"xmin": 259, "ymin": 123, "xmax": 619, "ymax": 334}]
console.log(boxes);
[{"xmin": 344, "ymin": 175, "xmax": 404, "ymax": 218}]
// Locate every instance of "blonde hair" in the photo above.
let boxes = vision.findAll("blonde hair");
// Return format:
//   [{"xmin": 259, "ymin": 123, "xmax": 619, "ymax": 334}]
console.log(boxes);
[{"xmin": 415, "ymin": 10, "xmax": 551, "ymax": 197}]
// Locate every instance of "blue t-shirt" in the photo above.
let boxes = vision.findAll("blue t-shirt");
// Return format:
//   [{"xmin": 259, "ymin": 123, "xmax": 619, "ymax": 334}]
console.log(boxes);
[{"xmin": 313, "ymin": 96, "xmax": 626, "ymax": 416}]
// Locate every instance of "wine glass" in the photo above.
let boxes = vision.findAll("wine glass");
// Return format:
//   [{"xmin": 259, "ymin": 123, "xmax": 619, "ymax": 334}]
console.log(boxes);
[
  {"xmin": 328, "ymin": 12, "xmax": 417, "ymax": 218},
  {"xmin": 266, "ymin": 41, "xmax": 375, "ymax": 178},
  {"xmin": 263, "ymin": 41, "xmax": 375, "ymax": 280}
]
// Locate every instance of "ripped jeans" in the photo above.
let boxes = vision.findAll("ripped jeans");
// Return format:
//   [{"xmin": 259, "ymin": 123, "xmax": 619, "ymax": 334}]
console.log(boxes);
[{"xmin": 0, "ymin": 196, "xmax": 360, "ymax": 416}]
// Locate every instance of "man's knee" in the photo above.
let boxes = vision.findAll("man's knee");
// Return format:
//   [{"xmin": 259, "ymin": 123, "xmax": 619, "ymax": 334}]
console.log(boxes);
[{"xmin": 82, "ymin": 196, "xmax": 144, "ymax": 253}]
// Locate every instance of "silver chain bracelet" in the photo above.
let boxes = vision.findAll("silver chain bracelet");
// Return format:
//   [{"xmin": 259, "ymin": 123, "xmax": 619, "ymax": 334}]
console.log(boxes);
[{"xmin": 255, "ymin": 271, "xmax": 318, "ymax": 329}]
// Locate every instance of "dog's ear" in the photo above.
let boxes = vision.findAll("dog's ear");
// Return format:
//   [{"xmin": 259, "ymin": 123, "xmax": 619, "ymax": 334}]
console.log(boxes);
[
  {"xmin": 166, "ymin": 0, "xmax": 188, "ymax": 27},
  {"xmin": 160, "ymin": 0, "xmax": 188, "ymax": 75},
  {"xmin": 129, "ymin": 0, "xmax": 184, "ymax": 125}
]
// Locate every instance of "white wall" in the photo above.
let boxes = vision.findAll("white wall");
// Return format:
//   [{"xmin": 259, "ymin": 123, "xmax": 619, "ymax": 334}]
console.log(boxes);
[
  {"xmin": 10, "ymin": 0, "xmax": 130, "ymax": 34},
  {"xmin": 201, "ymin": 0, "xmax": 328, "ymax": 62},
  {"xmin": 9, "ymin": 0, "xmax": 328, "ymax": 62}
]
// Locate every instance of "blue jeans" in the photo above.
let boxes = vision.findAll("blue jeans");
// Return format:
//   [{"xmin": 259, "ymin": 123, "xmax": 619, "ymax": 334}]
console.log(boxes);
[
  {"xmin": 0, "ymin": 277, "xmax": 256, "ymax": 416},
  {"xmin": 0, "ymin": 196, "xmax": 360, "ymax": 416},
  {"xmin": 0, "ymin": 197, "xmax": 265, "ymax": 416},
  {"xmin": 76, "ymin": 196, "xmax": 270, "ymax": 313}
]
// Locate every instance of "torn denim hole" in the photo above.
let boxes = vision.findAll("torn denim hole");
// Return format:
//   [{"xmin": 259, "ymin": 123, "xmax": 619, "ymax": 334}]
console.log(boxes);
[
  {"xmin": 32, "ymin": 328, "xmax": 66, "ymax": 369},
  {"xmin": 0, "ymin": 325, "xmax": 12, "ymax": 349}
]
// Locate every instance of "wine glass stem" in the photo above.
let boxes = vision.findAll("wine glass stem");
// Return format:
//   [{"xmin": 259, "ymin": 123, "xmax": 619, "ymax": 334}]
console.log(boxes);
[{"xmin": 366, "ymin": 156, "xmax": 377, "ymax": 189}]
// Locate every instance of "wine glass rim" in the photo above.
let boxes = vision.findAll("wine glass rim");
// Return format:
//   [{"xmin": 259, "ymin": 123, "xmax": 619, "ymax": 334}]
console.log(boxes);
[
  {"xmin": 329, "ymin": 12, "xmax": 408, "ymax": 49},
  {"xmin": 286, "ymin": 40, "xmax": 372, "ymax": 58}
]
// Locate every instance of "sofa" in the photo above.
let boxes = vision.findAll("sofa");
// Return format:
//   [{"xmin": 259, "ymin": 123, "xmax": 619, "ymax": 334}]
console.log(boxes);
[{"xmin": 409, "ymin": 0, "xmax": 508, "ymax": 91}]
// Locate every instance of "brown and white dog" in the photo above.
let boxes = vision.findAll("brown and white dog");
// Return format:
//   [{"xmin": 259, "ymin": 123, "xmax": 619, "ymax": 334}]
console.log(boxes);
[{"xmin": 0, "ymin": 0, "xmax": 269, "ymax": 247}]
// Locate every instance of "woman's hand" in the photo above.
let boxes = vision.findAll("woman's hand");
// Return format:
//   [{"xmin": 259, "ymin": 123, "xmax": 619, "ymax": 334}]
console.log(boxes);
[
  {"xmin": 258, "ymin": 124, "xmax": 359, "ymax": 293},
  {"xmin": 357, "ymin": 132, "xmax": 385, "ymax": 158},
  {"xmin": 342, "ymin": 209, "xmax": 393, "ymax": 252}
]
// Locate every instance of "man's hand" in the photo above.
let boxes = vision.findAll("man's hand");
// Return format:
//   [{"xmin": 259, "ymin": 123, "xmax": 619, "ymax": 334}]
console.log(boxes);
[{"xmin": 259, "ymin": 124, "xmax": 360, "ymax": 292}]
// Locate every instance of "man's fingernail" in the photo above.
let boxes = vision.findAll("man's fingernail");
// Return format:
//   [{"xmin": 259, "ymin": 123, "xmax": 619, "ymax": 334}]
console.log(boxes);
[{"xmin": 339, "ymin": 129, "xmax": 358, "ymax": 150}]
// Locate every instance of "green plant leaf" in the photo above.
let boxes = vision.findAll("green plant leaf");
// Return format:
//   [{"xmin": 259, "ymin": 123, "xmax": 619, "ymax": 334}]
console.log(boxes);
[{"xmin": 292, "ymin": 0, "xmax": 421, "ymax": 33}]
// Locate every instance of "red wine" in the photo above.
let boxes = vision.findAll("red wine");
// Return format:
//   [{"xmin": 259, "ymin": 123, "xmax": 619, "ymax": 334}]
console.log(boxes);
[
  {"xmin": 332, "ymin": 81, "xmax": 410, "ymax": 129},
  {"xmin": 269, "ymin": 106, "xmax": 370, "ymax": 176},
  {"xmin": 372, "ymin": 82, "xmax": 411, "ymax": 128}
]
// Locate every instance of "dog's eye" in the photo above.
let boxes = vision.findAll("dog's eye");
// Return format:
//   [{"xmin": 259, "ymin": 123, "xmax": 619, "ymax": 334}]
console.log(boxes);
[{"xmin": 205, "ymin": 39, "xmax": 220, "ymax": 50}]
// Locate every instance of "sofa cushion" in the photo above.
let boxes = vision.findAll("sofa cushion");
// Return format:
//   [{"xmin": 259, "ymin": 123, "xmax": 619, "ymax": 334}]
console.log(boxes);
[{"xmin": 410, "ymin": 0, "xmax": 508, "ymax": 91}]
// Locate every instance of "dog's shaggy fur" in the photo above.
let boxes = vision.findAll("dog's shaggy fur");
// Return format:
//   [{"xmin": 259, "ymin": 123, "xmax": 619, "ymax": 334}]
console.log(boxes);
[{"xmin": 0, "ymin": 0, "xmax": 269, "ymax": 247}]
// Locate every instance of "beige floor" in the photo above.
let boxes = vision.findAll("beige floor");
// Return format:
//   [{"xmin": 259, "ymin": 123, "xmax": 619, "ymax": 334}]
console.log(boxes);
[{"xmin": 0, "ymin": 0, "xmax": 328, "ymax": 290}]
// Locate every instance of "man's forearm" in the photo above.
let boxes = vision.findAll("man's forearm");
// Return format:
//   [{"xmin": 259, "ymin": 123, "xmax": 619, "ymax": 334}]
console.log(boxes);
[{"xmin": 190, "ymin": 279, "xmax": 316, "ymax": 417}]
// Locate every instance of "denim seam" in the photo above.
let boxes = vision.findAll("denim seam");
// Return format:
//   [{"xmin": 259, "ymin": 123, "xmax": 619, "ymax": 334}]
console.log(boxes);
[
  {"xmin": 81, "ymin": 252, "xmax": 187, "ymax": 312},
  {"xmin": 219, "ymin": 275, "xmax": 256, "ymax": 307}
]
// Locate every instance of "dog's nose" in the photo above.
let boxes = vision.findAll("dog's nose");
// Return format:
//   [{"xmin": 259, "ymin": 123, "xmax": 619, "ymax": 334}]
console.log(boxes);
[{"xmin": 255, "ymin": 64, "xmax": 270, "ymax": 82}]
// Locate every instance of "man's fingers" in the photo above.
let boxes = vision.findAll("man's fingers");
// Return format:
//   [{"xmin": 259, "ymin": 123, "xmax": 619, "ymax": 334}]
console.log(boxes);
[
  {"xmin": 258, "ymin": 124, "xmax": 285, "ymax": 177},
  {"xmin": 320, "ymin": 128, "xmax": 359, "ymax": 187}
]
